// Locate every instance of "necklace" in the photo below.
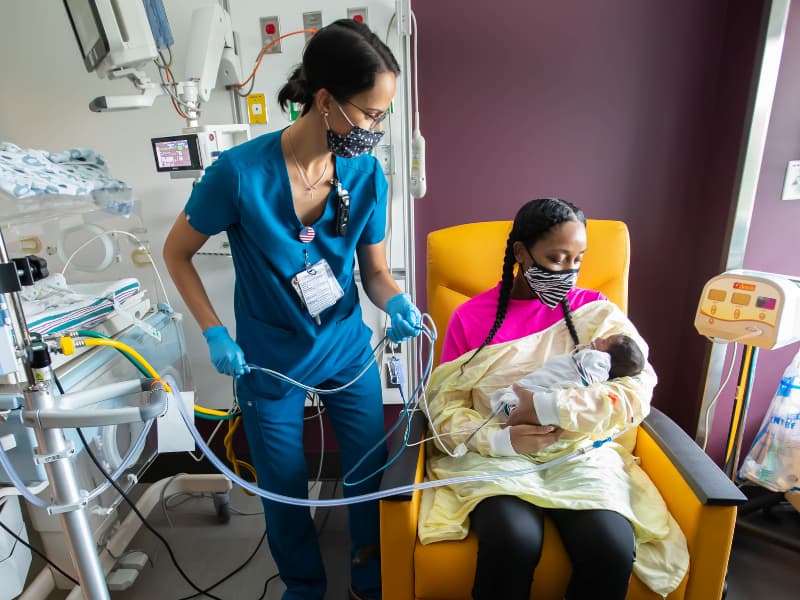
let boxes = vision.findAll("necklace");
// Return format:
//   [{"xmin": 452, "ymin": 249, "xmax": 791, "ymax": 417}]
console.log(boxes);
[{"xmin": 287, "ymin": 128, "xmax": 328, "ymax": 202}]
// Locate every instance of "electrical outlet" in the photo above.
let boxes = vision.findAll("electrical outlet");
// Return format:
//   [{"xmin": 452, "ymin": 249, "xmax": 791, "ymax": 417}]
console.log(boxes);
[
  {"xmin": 385, "ymin": 362, "xmax": 401, "ymax": 388},
  {"xmin": 374, "ymin": 144, "xmax": 393, "ymax": 175},
  {"xmin": 303, "ymin": 11, "xmax": 323, "ymax": 42},
  {"xmin": 259, "ymin": 16, "xmax": 281, "ymax": 54},
  {"xmin": 347, "ymin": 7, "xmax": 368, "ymax": 25},
  {"xmin": 781, "ymin": 160, "xmax": 800, "ymax": 201}
]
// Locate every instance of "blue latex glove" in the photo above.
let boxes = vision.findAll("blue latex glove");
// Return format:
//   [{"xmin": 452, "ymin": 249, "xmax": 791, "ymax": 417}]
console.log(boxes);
[
  {"xmin": 203, "ymin": 325, "xmax": 249, "ymax": 377},
  {"xmin": 386, "ymin": 293, "xmax": 422, "ymax": 343}
]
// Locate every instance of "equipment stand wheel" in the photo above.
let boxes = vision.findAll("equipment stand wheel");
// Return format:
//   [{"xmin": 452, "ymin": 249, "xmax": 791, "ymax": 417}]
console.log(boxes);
[{"xmin": 213, "ymin": 491, "xmax": 231, "ymax": 524}]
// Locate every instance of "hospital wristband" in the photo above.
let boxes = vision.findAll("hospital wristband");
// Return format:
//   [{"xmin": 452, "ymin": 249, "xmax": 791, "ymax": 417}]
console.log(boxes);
[
  {"xmin": 489, "ymin": 428, "xmax": 517, "ymax": 456},
  {"xmin": 533, "ymin": 390, "xmax": 561, "ymax": 426}
]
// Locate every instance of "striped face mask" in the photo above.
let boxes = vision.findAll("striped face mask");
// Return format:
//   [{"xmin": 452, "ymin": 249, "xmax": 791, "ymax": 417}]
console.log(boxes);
[{"xmin": 522, "ymin": 251, "xmax": 579, "ymax": 309}]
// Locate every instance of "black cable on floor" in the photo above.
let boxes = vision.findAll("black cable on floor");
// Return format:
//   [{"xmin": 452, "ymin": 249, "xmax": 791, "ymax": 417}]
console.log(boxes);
[
  {"xmin": 0, "ymin": 500, "xmax": 80, "ymax": 586},
  {"xmin": 176, "ymin": 527, "xmax": 267, "ymax": 600},
  {"xmin": 75, "ymin": 427, "xmax": 223, "ymax": 600},
  {"xmin": 52, "ymin": 369, "xmax": 220, "ymax": 598},
  {"xmin": 257, "ymin": 573, "xmax": 281, "ymax": 600}
]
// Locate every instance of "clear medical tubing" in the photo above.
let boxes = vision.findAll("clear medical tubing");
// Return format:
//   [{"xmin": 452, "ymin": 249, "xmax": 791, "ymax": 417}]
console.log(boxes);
[
  {"xmin": 83, "ymin": 419, "xmax": 154, "ymax": 502},
  {"xmin": 0, "ymin": 439, "xmax": 48, "ymax": 508},
  {"xmin": 175, "ymin": 389, "xmax": 631, "ymax": 507},
  {"xmin": 0, "ymin": 418, "xmax": 153, "ymax": 509}
]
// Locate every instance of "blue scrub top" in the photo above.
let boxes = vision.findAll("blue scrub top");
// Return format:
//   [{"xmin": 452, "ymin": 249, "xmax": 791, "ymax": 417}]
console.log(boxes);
[{"xmin": 184, "ymin": 129, "xmax": 387, "ymax": 386}]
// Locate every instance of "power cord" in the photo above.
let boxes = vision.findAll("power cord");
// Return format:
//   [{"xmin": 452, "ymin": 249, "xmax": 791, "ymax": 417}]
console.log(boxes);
[
  {"xmin": 0, "ymin": 499, "xmax": 80, "ymax": 586},
  {"xmin": 175, "ymin": 528, "xmax": 268, "ymax": 600},
  {"xmin": 54, "ymin": 369, "xmax": 221, "ymax": 600},
  {"xmin": 258, "ymin": 573, "xmax": 282, "ymax": 600},
  {"xmin": 56, "ymin": 372, "xmax": 273, "ymax": 599},
  {"xmin": 75, "ymin": 428, "xmax": 223, "ymax": 600}
]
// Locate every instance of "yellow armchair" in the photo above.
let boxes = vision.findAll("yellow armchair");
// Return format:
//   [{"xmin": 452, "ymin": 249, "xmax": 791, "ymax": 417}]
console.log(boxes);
[{"xmin": 379, "ymin": 220, "xmax": 746, "ymax": 600}]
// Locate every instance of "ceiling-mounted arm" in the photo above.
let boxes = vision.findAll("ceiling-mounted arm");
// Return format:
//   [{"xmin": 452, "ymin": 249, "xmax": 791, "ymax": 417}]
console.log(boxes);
[{"xmin": 176, "ymin": 3, "xmax": 243, "ymax": 127}]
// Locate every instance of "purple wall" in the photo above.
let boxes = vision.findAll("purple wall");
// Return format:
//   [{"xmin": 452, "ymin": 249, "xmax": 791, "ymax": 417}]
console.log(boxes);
[
  {"xmin": 411, "ymin": 0, "xmax": 766, "ymax": 441},
  {"xmin": 703, "ymin": 4, "xmax": 800, "ymax": 463}
]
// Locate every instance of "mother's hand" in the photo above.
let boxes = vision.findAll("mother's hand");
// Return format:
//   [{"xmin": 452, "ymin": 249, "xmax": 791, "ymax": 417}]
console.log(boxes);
[{"xmin": 508, "ymin": 424, "xmax": 563, "ymax": 454}]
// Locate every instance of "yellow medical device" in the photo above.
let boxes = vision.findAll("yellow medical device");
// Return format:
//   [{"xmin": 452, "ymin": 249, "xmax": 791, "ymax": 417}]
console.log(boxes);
[
  {"xmin": 695, "ymin": 269, "xmax": 800, "ymax": 349},
  {"xmin": 695, "ymin": 269, "xmax": 800, "ymax": 480}
]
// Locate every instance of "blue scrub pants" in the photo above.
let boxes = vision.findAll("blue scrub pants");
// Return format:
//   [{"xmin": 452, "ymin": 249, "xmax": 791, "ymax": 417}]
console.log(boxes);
[{"xmin": 238, "ymin": 344, "xmax": 387, "ymax": 600}]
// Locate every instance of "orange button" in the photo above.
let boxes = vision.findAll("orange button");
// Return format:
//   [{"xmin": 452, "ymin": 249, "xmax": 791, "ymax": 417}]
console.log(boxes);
[
  {"xmin": 759, "ymin": 312, "xmax": 766, "ymax": 320},
  {"xmin": 734, "ymin": 309, "xmax": 741, "ymax": 319},
  {"xmin": 710, "ymin": 305, "xmax": 717, "ymax": 315}
]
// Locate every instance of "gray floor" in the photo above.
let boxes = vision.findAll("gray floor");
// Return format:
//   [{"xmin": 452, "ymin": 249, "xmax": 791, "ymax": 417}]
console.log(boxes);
[{"xmin": 19, "ymin": 481, "xmax": 800, "ymax": 599}]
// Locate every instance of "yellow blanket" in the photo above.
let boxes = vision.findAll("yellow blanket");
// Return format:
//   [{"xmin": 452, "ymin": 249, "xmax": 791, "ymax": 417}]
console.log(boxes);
[{"xmin": 419, "ymin": 300, "xmax": 689, "ymax": 597}]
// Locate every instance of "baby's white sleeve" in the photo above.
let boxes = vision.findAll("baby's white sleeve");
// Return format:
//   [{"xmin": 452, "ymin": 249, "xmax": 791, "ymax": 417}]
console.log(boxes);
[
  {"xmin": 533, "ymin": 390, "xmax": 560, "ymax": 425},
  {"xmin": 490, "ymin": 386, "xmax": 520, "ymax": 417}
]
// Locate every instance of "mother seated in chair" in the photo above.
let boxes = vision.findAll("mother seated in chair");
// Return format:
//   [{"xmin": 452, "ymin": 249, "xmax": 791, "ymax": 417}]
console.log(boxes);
[{"xmin": 420, "ymin": 198, "xmax": 689, "ymax": 599}]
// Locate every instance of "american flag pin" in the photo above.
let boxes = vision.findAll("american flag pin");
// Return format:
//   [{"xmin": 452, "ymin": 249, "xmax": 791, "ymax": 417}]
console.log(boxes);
[{"xmin": 298, "ymin": 226, "xmax": 315, "ymax": 243}]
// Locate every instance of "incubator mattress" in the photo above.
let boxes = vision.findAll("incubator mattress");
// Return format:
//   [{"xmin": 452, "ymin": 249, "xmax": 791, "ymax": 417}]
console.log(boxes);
[{"xmin": 22, "ymin": 277, "xmax": 140, "ymax": 335}]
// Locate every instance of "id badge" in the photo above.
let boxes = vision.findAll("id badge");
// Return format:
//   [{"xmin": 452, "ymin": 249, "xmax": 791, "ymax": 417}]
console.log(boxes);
[{"xmin": 292, "ymin": 259, "xmax": 344, "ymax": 323}]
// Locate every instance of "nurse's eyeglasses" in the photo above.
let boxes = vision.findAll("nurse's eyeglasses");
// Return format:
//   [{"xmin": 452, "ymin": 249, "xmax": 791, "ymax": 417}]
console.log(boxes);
[{"xmin": 344, "ymin": 99, "xmax": 390, "ymax": 131}]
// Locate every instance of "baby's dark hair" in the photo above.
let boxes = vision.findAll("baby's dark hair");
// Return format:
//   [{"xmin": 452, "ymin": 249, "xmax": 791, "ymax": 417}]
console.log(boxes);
[
  {"xmin": 605, "ymin": 334, "xmax": 645, "ymax": 378},
  {"xmin": 278, "ymin": 19, "xmax": 400, "ymax": 115},
  {"xmin": 462, "ymin": 198, "xmax": 586, "ymax": 371}
]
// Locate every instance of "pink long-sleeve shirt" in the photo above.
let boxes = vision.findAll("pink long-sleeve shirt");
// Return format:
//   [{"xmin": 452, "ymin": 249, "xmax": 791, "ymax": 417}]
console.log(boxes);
[{"xmin": 440, "ymin": 284, "xmax": 606, "ymax": 363}]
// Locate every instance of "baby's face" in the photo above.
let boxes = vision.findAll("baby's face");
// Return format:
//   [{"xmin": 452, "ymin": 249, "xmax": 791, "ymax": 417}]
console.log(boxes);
[{"xmin": 591, "ymin": 336, "xmax": 616, "ymax": 352}]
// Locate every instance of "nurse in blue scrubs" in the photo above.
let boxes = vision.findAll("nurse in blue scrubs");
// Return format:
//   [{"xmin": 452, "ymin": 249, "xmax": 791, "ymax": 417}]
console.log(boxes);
[{"xmin": 163, "ymin": 19, "xmax": 420, "ymax": 600}]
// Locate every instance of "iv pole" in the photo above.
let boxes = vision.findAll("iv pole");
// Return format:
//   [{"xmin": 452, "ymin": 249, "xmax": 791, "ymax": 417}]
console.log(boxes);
[{"xmin": 0, "ymin": 226, "xmax": 111, "ymax": 599}]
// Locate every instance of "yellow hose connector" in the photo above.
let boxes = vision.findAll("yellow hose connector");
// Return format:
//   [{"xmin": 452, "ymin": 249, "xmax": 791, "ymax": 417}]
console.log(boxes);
[{"xmin": 59, "ymin": 336, "xmax": 76, "ymax": 355}]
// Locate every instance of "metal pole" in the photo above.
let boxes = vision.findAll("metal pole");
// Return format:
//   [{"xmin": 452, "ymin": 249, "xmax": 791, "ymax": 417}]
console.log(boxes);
[
  {"xmin": 25, "ymin": 390, "xmax": 110, "ymax": 600},
  {"xmin": 0, "ymin": 225, "xmax": 109, "ymax": 599},
  {"xmin": 722, "ymin": 345, "xmax": 759, "ymax": 479},
  {"xmin": 696, "ymin": 0, "xmax": 791, "ymax": 447}
]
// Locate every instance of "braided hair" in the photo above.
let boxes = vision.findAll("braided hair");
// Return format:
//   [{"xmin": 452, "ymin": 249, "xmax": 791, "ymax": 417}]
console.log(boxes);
[{"xmin": 462, "ymin": 198, "xmax": 586, "ymax": 370}]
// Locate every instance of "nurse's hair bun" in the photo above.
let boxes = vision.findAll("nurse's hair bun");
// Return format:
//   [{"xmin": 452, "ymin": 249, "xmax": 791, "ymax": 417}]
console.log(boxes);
[
  {"xmin": 278, "ymin": 66, "xmax": 313, "ymax": 112},
  {"xmin": 278, "ymin": 18, "xmax": 400, "ymax": 119}
]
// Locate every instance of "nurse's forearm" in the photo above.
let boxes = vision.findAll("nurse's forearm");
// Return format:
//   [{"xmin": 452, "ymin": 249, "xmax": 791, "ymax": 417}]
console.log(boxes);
[
  {"xmin": 162, "ymin": 241, "xmax": 222, "ymax": 332},
  {"xmin": 361, "ymin": 268, "xmax": 403, "ymax": 311},
  {"xmin": 163, "ymin": 213, "xmax": 224, "ymax": 332},
  {"xmin": 167, "ymin": 259, "xmax": 223, "ymax": 331}
]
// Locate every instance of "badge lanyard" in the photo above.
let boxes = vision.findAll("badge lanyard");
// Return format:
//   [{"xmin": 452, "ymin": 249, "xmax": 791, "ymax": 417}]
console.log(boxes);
[{"xmin": 293, "ymin": 228, "xmax": 343, "ymax": 325}]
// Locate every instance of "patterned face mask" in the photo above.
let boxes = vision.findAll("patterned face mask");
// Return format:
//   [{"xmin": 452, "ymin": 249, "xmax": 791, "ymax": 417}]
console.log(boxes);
[
  {"xmin": 522, "ymin": 250, "xmax": 579, "ymax": 309},
  {"xmin": 325, "ymin": 102, "xmax": 385, "ymax": 158}
]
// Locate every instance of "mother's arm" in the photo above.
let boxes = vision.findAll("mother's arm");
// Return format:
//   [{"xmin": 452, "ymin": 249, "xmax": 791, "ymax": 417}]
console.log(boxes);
[
  {"xmin": 534, "ymin": 309, "xmax": 657, "ymax": 434},
  {"xmin": 425, "ymin": 360, "xmax": 561, "ymax": 457}
]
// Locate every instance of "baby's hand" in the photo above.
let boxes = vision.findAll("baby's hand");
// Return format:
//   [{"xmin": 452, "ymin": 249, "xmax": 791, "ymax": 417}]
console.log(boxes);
[{"xmin": 506, "ymin": 384, "xmax": 541, "ymax": 426}]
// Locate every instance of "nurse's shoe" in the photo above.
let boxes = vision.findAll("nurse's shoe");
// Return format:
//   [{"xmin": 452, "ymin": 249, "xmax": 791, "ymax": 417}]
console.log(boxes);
[{"xmin": 349, "ymin": 587, "xmax": 380, "ymax": 600}]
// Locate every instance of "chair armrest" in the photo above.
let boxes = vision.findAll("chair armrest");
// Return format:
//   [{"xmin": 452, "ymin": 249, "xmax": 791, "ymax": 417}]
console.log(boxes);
[
  {"xmin": 636, "ymin": 408, "xmax": 746, "ymax": 600},
  {"xmin": 379, "ymin": 410, "xmax": 427, "ymax": 500},
  {"xmin": 380, "ymin": 411, "xmax": 427, "ymax": 600},
  {"xmin": 640, "ymin": 408, "xmax": 746, "ymax": 506}
]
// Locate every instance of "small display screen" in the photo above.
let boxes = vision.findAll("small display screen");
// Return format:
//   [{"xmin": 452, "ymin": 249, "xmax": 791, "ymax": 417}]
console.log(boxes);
[
  {"xmin": 756, "ymin": 296, "xmax": 777, "ymax": 310},
  {"xmin": 155, "ymin": 139, "xmax": 193, "ymax": 168},
  {"xmin": 707, "ymin": 289, "xmax": 726, "ymax": 302},
  {"xmin": 733, "ymin": 281, "xmax": 757, "ymax": 291},
  {"xmin": 731, "ymin": 292, "xmax": 751, "ymax": 306},
  {"xmin": 151, "ymin": 135, "xmax": 201, "ymax": 172}
]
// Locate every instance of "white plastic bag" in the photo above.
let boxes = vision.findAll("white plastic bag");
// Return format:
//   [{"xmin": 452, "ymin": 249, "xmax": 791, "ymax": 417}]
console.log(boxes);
[{"xmin": 739, "ymin": 347, "xmax": 800, "ymax": 492}]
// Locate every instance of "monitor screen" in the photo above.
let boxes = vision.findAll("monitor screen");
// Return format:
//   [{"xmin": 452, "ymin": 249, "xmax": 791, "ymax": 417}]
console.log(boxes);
[
  {"xmin": 64, "ymin": 0, "xmax": 109, "ymax": 72},
  {"xmin": 151, "ymin": 135, "xmax": 202, "ymax": 172}
]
